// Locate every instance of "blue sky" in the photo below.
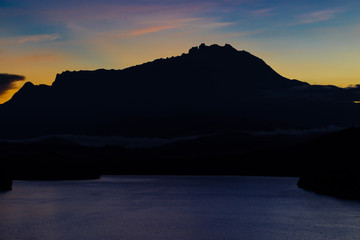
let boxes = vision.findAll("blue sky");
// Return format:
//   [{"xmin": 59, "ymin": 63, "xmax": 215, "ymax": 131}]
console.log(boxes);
[{"xmin": 1, "ymin": 0, "xmax": 360, "ymax": 102}]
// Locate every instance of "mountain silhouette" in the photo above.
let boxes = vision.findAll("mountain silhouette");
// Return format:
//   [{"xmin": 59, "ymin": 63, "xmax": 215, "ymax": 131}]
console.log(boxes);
[{"xmin": 1, "ymin": 43, "xmax": 360, "ymax": 139}]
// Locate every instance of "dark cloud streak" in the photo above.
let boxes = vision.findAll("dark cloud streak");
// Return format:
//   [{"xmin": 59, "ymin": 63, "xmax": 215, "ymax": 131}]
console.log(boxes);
[{"xmin": 0, "ymin": 73, "xmax": 25, "ymax": 95}]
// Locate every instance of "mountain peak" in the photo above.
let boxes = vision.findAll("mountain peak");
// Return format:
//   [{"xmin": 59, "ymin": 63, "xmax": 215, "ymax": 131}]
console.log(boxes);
[{"xmin": 188, "ymin": 43, "xmax": 239, "ymax": 55}]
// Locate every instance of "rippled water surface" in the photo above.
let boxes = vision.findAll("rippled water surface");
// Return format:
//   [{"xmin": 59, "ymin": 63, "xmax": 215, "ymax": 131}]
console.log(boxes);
[{"xmin": 1, "ymin": 176, "xmax": 360, "ymax": 240}]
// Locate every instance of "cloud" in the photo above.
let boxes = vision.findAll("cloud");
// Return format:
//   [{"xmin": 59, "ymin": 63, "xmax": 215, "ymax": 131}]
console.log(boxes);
[
  {"xmin": 251, "ymin": 125, "xmax": 343, "ymax": 137},
  {"xmin": 17, "ymin": 33, "xmax": 60, "ymax": 44},
  {"xmin": 251, "ymin": 8, "xmax": 275, "ymax": 17},
  {"xmin": 197, "ymin": 21, "xmax": 234, "ymax": 29},
  {"xmin": 119, "ymin": 25, "xmax": 181, "ymax": 38},
  {"xmin": 0, "ymin": 73, "xmax": 25, "ymax": 95},
  {"xmin": 103, "ymin": 17, "xmax": 233, "ymax": 40},
  {"xmin": 43, "ymin": 3, "xmax": 208, "ymax": 28},
  {"xmin": 0, "ymin": 34, "xmax": 61, "ymax": 46},
  {"xmin": 298, "ymin": 9, "xmax": 342, "ymax": 24}
]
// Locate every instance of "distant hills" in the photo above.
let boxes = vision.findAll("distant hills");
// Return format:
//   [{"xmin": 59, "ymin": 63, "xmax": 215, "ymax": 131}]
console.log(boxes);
[{"xmin": 1, "ymin": 43, "xmax": 360, "ymax": 139}]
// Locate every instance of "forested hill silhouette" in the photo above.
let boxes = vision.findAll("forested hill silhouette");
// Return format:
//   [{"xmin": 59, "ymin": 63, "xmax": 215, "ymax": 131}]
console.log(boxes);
[{"xmin": 1, "ymin": 43, "xmax": 360, "ymax": 139}]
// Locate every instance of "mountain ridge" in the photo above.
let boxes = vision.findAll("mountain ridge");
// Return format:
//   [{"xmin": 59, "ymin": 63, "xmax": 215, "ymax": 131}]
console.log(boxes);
[
  {"xmin": 42, "ymin": 43, "xmax": 308, "ymax": 94},
  {"xmin": 0, "ymin": 43, "xmax": 360, "ymax": 139}
]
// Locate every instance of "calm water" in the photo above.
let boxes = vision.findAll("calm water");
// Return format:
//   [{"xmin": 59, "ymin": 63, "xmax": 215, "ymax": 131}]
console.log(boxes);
[{"xmin": 1, "ymin": 176, "xmax": 360, "ymax": 240}]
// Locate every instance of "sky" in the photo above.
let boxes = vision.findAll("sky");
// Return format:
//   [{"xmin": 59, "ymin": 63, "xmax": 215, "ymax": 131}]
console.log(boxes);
[{"xmin": 1, "ymin": 0, "xmax": 360, "ymax": 103}]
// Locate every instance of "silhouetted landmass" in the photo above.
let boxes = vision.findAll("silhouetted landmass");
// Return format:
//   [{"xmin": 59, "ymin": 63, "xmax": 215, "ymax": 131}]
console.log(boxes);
[
  {"xmin": 1, "ymin": 43, "xmax": 360, "ymax": 139},
  {"xmin": 0, "ymin": 139, "xmax": 100, "ymax": 180},
  {"xmin": 0, "ymin": 155, "xmax": 12, "ymax": 190},
  {"xmin": 0, "ymin": 130, "xmax": 324, "ymax": 180},
  {"xmin": 297, "ymin": 127, "xmax": 360, "ymax": 200},
  {"xmin": 1, "ymin": 125, "xmax": 360, "ymax": 197},
  {"xmin": 0, "ymin": 177, "xmax": 12, "ymax": 191},
  {"xmin": 1, "ymin": 43, "xmax": 360, "ymax": 190}
]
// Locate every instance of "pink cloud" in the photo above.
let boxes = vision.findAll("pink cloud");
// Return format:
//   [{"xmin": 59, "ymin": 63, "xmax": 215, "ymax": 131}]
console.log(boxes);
[
  {"xmin": 17, "ymin": 33, "xmax": 60, "ymax": 44},
  {"xmin": 0, "ymin": 34, "xmax": 60, "ymax": 46},
  {"xmin": 104, "ymin": 17, "xmax": 233, "ymax": 39},
  {"xmin": 120, "ymin": 25, "xmax": 180, "ymax": 38}
]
